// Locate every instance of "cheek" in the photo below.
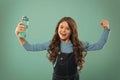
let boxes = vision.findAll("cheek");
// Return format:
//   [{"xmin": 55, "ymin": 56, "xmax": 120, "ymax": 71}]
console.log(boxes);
[
  {"xmin": 57, "ymin": 27, "xmax": 61, "ymax": 32},
  {"xmin": 68, "ymin": 30, "xmax": 71, "ymax": 34},
  {"xmin": 67, "ymin": 31, "xmax": 71, "ymax": 36}
]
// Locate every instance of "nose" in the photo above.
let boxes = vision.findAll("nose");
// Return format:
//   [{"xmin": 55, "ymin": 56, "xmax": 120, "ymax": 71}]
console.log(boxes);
[{"xmin": 62, "ymin": 28, "xmax": 66, "ymax": 32}]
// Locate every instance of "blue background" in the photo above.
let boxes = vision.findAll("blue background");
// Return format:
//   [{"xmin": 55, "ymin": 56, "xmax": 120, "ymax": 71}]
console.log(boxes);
[{"xmin": 0, "ymin": 0, "xmax": 120, "ymax": 80}]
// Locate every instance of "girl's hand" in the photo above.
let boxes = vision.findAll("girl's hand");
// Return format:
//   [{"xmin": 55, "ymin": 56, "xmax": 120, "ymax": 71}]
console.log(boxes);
[
  {"xmin": 15, "ymin": 22, "xmax": 26, "ymax": 36},
  {"xmin": 100, "ymin": 20, "xmax": 109, "ymax": 30}
]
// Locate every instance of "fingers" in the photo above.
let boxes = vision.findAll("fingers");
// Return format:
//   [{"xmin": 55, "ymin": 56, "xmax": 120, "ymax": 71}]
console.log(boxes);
[
  {"xmin": 15, "ymin": 22, "xmax": 26, "ymax": 35},
  {"xmin": 18, "ymin": 21, "xmax": 23, "ymax": 26},
  {"xmin": 100, "ymin": 20, "xmax": 109, "ymax": 30},
  {"xmin": 100, "ymin": 20, "xmax": 109, "ymax": 26},
  {"xmin": 17, "ymin": 26, "xmax": 26, "ymax": 32}
]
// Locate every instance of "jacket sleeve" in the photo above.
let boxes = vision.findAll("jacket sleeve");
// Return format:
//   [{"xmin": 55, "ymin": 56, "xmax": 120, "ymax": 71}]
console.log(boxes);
[{"xmin": 82, "ymin": 29, "xmax": 110, "ymax": 51}]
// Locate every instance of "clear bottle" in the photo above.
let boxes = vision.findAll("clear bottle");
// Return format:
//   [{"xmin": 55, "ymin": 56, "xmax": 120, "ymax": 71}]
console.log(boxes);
[{"xmin": 19, "ymin": 16, "xmax": 29, "ymax": 38}]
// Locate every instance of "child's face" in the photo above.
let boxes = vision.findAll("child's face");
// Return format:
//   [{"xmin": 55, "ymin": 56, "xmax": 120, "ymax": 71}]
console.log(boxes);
[{"xmin": 58, "ymin": 21, "xmax": 71, "ymax": 42}]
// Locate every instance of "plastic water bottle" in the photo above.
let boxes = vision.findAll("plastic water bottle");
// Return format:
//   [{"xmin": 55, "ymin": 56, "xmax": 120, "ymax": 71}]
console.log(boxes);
[{"xmin": 19, "ymin": 16, "xmax": 29, "ymax": 38}]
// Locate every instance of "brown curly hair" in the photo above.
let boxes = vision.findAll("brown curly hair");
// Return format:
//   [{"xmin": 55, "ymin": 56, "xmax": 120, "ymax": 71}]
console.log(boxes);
[{"xmin": 47, "ymin": 17, "xmax": 86, "ymax": 70}]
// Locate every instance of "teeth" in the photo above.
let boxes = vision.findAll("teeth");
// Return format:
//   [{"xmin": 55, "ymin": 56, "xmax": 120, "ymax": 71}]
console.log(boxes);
[{"xmin": 61, "ymin": 33, "xmax": 66, "ymax": 36}]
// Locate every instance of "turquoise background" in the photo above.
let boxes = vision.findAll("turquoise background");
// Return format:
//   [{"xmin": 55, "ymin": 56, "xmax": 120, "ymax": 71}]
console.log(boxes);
[{"xmin": 0, "ymin": 0, "xmax": 120, "ymax": 80}]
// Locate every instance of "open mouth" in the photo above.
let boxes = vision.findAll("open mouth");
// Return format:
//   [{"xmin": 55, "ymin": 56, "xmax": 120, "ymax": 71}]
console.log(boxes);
[{"xmin": 60, "ymin": 33, "xmax": 67, "ymax": 37}]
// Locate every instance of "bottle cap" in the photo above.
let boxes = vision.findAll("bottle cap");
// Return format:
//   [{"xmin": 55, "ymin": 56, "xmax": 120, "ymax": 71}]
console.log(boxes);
[{"xmin": 22, "ymin": 16, "xmax": 29, "ymax": 21}]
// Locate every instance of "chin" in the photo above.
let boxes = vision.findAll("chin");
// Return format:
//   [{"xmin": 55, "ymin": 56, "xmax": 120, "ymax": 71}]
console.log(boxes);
[{"xmin": 60, "ymin": 38, "xmax": 66, "ymax": 41}]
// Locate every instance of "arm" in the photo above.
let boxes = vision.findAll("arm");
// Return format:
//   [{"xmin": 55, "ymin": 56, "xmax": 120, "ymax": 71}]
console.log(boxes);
[
  {"xmin": 82, "ymin": 20, "xmax": 110, "ymax": 51},
  {"xmin": 15, "ymin": 22, "xmax": 50, "ymax": 51},
  {"xmin": 23, "ymin": 41, "xmax": 50, "ymax": 51}
]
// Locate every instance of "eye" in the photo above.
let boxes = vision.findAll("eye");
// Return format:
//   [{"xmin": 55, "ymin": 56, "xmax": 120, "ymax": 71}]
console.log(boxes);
[
  {"xmin": 66, "ymin": 27, "xmax": 70, "ymax": 30},
  {"xmin": 60, "ymin": 25, "xmax": 64, "ymax": 29}
]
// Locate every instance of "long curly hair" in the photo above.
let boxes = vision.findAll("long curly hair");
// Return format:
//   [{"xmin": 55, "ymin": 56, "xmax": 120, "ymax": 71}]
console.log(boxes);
[{"xmin": 47, "ymin": 17, "xmax": 87, "ymax": 70}]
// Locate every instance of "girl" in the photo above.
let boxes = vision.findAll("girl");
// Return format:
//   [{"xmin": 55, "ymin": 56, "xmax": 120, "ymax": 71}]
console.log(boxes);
[{"xmin": 15, "ymin": 17, "xmax": 110, "ymax": 80}]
